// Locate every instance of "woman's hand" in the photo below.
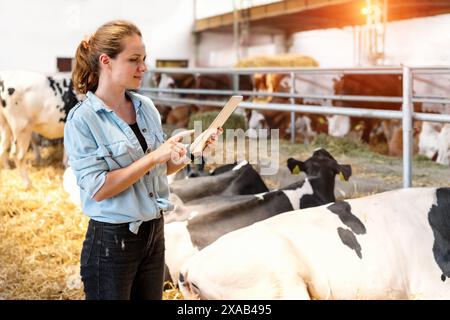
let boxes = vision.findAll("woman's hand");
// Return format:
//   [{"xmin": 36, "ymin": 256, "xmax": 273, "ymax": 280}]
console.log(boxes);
[
  {"xmin": 152, "ymin": 130, "xmax": 194, "ymax": 164},
  {"xmin": 203, "ymin": 127, "xmax": 223, "ymax": 155}
]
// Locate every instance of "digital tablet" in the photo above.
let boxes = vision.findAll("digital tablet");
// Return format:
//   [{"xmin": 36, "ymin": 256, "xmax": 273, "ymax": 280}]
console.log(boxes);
[{"xmin": 190, "ymin": 95, "xmax": 243, "ymax": 156}]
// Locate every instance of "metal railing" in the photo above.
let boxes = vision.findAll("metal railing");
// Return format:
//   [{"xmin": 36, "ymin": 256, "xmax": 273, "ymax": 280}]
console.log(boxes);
[{"xmin": 139, "ymin": 66, "xmax": 450, "ymax": 188}]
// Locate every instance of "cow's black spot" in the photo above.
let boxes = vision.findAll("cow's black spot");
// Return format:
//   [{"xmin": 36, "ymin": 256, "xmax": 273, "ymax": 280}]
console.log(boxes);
[
  {"xmin": 428, "ymin": 188, "xmax": 450, "ymax": 278},
  {"xmin": 47, "ymin": 77, "xmax": 57, "ymax": 95},
  {"xmin": 441, "ymin": 274, "xmax": 446, "ymax": 282},
  {"xmin": 61, "ymin": 80, "xmax": 79, "ymax": 122},
  {"xmin": 7, "ymin": 88, "xmax": 15, "ymax": 96},
  {"xmin": 55, "ymin": 82, "xmax": 63, "ymax": 95},
  {"xmin": 63, "ymin": 78, "xmax": 68, "ymax": 88},
  {"xmin": 337, "ymin": 227, "xmax": 362, "ymax": 259},
  {"xmin": 1, "ymin": 100, "xmax": 5, "ymax": 108},
  {"xmin": 327, "ymin": 201, "xmax": 366, "ymax": 235},
  {"xmin": 0, "ymin": 80, "xmax": 5, "ymax": 92}
]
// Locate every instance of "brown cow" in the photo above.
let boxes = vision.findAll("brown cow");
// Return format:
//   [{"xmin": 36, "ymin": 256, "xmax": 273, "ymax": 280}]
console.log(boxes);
[
  {"xmin": 247, "ymin": 73, "xmax": 328, "ymax": 140},
  {"xmin": 154, "ymin": 73, "xmax": 252, "ymax": 127},
  {"xmin": 332, "ymin": 74, "xmax": 422, "ymax": 144}
]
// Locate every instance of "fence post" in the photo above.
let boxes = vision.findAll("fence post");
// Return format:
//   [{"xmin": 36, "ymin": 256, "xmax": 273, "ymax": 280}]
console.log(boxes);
[
  {"xmin": 232, "ymin": 72, "xmax": 239, "ymax": 95},
  {"xmin": 402, "ymin": 66, "xmax": 413, "ymax": 188},
  {"xmin": 290, "ymin": 72, "xmax": 295, "ymax": 143}
]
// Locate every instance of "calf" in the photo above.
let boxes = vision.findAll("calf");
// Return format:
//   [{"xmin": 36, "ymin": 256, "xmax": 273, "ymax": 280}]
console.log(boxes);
[
  {"xmin": 179, "ymin": 187, "xmax": 450, "ymax": 300},
  {"xmin": 0, "ymin": 71, "xmax": 80, "ymax": 188},
  {"xmin": 63, "ymin": 161, "xmax": 268, "ymax": 212},
  {"xmin": 164, "ymin": 149, "xmax": 351, "ymax": 283},
  {"xmin": 169, "ymin": 161, "xmax": 268, "ymax": 203}
]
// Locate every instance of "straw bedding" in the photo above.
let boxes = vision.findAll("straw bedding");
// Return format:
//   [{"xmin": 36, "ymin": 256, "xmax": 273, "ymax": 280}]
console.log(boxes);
[
  {"xmin": 0, "ymin": 145, "xmax": 87, "ymax": 299},
  {"xmin": 0, "ymin": 145, "xmax": 182, "ymax": 299}
]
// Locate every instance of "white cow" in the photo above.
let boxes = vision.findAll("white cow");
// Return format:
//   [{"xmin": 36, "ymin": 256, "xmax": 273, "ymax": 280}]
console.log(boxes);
[
  {"xmin": 63, "ymin": 166, "xmax": 81, "ymax": 207},
  {"xmin": 418, "ymin": 121, "xmax": 441, "ymax": 160},
  {"xmin": 0, "ymin": 71, "xmax": 80, "ymax": 188},
  {"xmin": 0, "ymin": 108, "xmax": 12, "ymax": 168},
  {"xmin": 165, "ymin": 149, "xmax": 351, "ymax": 284},
  {"xmin": 327, "ymin": 114, "xmax": 351, "ymax": 137},
  {"xmin": 414, "ymin": 74, "xmax": 450, "ymax": 163},
  {"xmin": 436, "ymin": 124, "xmax": 450, "ymax": 165},
  {"xmin": 179, "ymin": 187, "xmax": 450, "ymax": 300}
]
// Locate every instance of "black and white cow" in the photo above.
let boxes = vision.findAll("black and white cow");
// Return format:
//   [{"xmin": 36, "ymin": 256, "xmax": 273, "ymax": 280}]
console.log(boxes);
[
  {"xmin": 0, "ymin": 71, "xmax": 80, "ymax": 188},
  {"xmin": 169, "ymin": 161, "xmax": 269, "ymax": 203},
  {"xmin": 164, "ymin": 149, "xmax": 352, "ymax": 283},
  {"xmin": 179, "ymin": 187, "xmax": 450, "ymax": 299},
  {"xmin": 63, "ymin": 160, "xmax": 268, "ymax": 208},
  {"xmin": 0, "ymin": 108, "xmax": 12, "ymax": 168},
  {"xmin": 167, "ymin": 156, "xmax": 237, "ymax": 184}
]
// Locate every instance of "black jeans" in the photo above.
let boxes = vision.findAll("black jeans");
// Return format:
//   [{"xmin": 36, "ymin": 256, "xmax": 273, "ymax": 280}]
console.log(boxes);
[{"xmin": 80, "ymin": 216, "xmax": 165, "ymax": 300}]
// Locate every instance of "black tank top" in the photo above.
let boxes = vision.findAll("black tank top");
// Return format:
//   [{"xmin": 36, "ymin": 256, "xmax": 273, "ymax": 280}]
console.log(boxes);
[{"xmin": 129, "ymin": 122, "xmax": 148, "ymax": 152}]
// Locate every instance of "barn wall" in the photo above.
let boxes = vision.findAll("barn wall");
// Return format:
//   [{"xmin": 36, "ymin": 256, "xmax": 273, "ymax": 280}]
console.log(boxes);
[
  {"xmin": 1, "ymin": 0, "xmax": 449, "ymax": 72},
  {"xmin": 0, "ymin": 0, "xmax": 196, "ymax": 72},
  {"xmin": 384, "ymin": 14, "xmax": 450, "ymax": 66},
  {"xmin": 198, "ymin": 13, "xmax": 450, "ymax": 67},
  {"xmin": 196, "ymin": 31, "xmax": 286, "ymax": 67},
  {"xmin": 288, "ymin": 13, "xmax": 450, "ymax": 67},
  {"xmin": 290, "ymin": 27, "xmax": 355, "ymax": 67}
]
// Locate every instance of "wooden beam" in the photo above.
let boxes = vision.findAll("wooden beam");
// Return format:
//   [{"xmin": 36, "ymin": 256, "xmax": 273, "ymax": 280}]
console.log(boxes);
[{"xmin": 194, "ymin": 0, "xmax": 450, "ymax": 34}]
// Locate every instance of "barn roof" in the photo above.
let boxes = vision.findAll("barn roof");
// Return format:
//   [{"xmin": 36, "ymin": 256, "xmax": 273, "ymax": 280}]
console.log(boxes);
[{"xmin": 194, "ymin": 0, "xmax": 450, "ymax": 34}]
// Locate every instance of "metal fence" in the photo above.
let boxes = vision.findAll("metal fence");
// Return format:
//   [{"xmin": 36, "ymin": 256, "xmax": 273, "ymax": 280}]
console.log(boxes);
[{"xmin": 139, "ymin": 66, "xmax": 450, "ymax": 188}]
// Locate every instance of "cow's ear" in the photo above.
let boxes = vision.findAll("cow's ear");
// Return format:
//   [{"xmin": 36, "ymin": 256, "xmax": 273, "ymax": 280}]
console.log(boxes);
[
  {"xmin": 336, "ymin": 164, "xmax": 352, "ymax": 181},
  {"xmin": 287, "ymin": 158, "xmax": 304, "ymax": 175}
]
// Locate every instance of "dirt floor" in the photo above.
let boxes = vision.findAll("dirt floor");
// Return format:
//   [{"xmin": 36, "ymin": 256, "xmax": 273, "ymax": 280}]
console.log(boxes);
[{"xmin": 0, "ymin": 135, "xmax": 449, "ymax": 299}]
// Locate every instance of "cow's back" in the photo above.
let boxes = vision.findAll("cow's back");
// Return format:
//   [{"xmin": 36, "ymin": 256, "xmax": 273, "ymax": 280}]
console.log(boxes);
[
  {"xmin": 0, "ymin": 70, "xmax": 73, "ymax": 138},
  {"xmin": 182, "ymin": 187, "xmax": 450, "ymax": 299}
]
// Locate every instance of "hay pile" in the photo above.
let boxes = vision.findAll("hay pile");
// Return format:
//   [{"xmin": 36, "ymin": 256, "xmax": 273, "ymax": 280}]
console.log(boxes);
[
  {"xmin": 235, "ymin": 54, "xmax": 319, "ymax": 68},
  {"xmin": 0, "ymin": 145, "xmax": 183, "ymax": 300},
  {"xmin": 0, "ymin": 145, "xmax": 87, "ymax": 299}
]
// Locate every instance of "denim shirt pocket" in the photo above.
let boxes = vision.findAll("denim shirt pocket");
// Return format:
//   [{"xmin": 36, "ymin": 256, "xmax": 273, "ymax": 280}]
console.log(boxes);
[{"xmin": 100, "ymin": 141, "xmax": 135, "ymax": 170}]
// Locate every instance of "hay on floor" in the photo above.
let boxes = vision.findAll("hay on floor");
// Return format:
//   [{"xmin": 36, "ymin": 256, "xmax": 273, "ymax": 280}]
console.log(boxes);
[{"xmin": 0, "ymin": 145, "xmax": 186, "ymax": 299}]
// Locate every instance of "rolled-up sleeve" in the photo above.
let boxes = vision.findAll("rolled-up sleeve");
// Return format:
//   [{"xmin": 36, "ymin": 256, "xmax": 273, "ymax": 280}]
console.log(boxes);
[{"xmin": 64, "ymin": 118, "xmax": 109, "ymax": 198}]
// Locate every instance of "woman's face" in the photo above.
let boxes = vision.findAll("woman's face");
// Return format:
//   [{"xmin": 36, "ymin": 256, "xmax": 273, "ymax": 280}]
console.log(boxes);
[{"xmin": 110, "ymin": 33, "xmax": 148, "ymax": 90}]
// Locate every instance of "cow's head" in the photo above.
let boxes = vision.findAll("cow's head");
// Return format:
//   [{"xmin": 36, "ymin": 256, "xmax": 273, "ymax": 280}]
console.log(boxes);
[
  {"xmin": 287, "ymin": 148, "xmax": 351, "ymax": 203},
  {"xmin": 288, "ymin": 148, "xmax": 351, "ymax": 180}
]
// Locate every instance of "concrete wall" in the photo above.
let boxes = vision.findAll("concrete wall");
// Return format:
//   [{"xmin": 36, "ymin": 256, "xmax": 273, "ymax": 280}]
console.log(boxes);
[
  {"xmin": 198, "ymin": 13, "xmax": 450, "ymax": 67},
  {"xmin": 288, "ymin": 13, "xmax": 450, "ymax": 67},
  {"xmin": 196, "ymin": 31, "xmax": 286, "ymax": 67},
  {"xmin": 1, "ymin": 0, "xmax": 449, "ymax": 72},
  {"xmin": 0, "ymin": 0, "xmax": 196, "ymax": 72}
]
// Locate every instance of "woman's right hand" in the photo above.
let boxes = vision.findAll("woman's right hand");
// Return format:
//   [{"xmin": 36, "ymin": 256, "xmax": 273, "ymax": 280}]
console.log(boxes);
[{"xmin": 151, "ymin": 130, "xmax": 194, "ymax": 164}]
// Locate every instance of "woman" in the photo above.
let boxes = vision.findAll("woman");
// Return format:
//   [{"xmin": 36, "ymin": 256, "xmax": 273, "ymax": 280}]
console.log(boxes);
[{"xmin": 64, "ymin": 20, "xmax": 221, "ymax": 300}]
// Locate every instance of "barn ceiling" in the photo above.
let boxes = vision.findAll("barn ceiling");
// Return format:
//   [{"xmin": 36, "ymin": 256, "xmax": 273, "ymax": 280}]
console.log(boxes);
[{"xmin": 194, "ymin": 0, "xmax": 450, "ymax": 35}]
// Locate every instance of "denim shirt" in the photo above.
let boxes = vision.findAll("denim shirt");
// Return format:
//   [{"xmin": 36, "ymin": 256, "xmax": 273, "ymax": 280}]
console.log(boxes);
[{"xmin": 64, "ymin": 91, "xmax": 173, "ymax": 234}]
